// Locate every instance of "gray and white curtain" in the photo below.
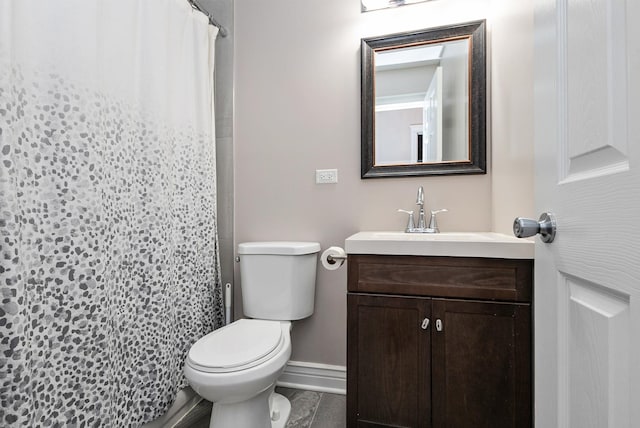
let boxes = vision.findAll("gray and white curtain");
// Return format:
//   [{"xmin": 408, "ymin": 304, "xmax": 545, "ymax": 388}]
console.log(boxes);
[{"xmin": 0, "ymin": 0, "xmax": 224, "ymax": 426}]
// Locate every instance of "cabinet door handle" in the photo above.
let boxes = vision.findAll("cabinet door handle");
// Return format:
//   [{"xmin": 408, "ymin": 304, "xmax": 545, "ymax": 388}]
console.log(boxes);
[
  {"xmin": 421, "ymin": 318, "xmax": 430, "ymax": 330},
  {"xmin": 435, "ymin": 319, "xmax": 443, "ymax": 332}
]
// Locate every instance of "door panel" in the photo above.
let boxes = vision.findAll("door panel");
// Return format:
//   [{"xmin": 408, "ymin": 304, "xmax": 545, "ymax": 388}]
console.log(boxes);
[
  {"xmin": 563, "ymin": 0, "xmax": 629, "ymax": 180},
  {"xmin": 557, "ymin": 275, "xmax": 631, "ymax": 428},
  {"xmin": 431, "ymin": 299, "xmax": 531, "ymax": 428}
]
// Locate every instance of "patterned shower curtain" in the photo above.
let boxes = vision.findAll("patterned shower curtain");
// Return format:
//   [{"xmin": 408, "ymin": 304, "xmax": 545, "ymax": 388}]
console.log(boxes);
[{"xmin": 0, "ymin": 0, "xmax": 225, "ymax": 426}]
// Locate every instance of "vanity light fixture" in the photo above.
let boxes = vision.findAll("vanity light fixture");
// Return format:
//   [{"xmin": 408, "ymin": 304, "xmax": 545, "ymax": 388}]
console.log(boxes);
[{"xmin": 361, "ymin": 0, "xmax": 434, "ymax": 13}]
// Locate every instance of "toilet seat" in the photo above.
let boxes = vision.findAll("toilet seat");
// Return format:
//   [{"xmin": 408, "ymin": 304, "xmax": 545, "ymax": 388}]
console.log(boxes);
[{"xmin": 187, "ymin": 319, "xmax": 286, "ymax": 373}]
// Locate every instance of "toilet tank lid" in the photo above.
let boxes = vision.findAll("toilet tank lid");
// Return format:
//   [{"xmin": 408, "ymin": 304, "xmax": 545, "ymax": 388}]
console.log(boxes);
[{"xmin": 238, "ymin": 241, "xmax": 321, "ymax": 255}]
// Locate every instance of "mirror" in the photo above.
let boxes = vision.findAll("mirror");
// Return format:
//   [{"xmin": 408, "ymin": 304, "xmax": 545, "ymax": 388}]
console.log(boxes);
[{"xmin": 361, "ymin": 20, "xmax": 486, "ymax": 178}]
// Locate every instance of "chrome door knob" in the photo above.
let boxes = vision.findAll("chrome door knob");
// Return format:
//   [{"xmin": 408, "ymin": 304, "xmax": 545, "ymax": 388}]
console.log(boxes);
[{"xmin": 513, "ymin": 212, "xmax": 556, "ymax": 243}]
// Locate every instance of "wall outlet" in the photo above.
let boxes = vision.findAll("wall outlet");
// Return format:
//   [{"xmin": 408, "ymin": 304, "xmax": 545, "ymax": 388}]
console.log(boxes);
[{"xmin": 316, "ymin": 169, "xmax": 338, "ymax": 184}]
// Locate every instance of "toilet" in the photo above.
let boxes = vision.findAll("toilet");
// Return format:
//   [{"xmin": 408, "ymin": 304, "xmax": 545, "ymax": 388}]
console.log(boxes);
[{"xmin": 184, "ymin": 241, "xmax": 320, "ymax": 428}]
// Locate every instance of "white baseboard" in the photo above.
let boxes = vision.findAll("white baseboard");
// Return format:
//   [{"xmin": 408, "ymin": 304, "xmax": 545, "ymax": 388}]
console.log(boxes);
[{"xmin": 276, "ymin": 361, "xmax": 346, "ymax": 395}]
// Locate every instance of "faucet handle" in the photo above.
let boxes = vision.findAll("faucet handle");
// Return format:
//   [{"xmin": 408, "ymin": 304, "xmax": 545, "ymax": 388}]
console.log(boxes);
[
  {"xmin": 427, "ymin": 209, "xmax": 448, "ymax": 233},
  {"xmin": 397, "ymin": 209, "xmax": 416, "ymax": 233}
]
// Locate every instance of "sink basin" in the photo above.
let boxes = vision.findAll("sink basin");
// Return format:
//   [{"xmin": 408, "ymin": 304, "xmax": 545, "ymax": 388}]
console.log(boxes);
[{"xmin": 344, "ymin": 231, "xmax": 534, "ymax": 259}]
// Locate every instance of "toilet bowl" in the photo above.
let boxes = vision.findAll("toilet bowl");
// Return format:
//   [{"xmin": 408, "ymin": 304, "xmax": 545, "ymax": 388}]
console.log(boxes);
[{"xmin": 184, "ymin": 319, "xmax": 292, "ymax": 428}]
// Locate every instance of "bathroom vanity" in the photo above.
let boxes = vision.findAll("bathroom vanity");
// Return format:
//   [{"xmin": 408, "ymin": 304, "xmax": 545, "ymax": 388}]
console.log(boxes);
[{"xmin": 345, "ymin": 232, "xmax": 533, "ymax": 428}]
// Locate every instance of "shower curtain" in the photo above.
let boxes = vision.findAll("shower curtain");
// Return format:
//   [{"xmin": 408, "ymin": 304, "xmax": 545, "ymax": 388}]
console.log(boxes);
[{"xmin": 0, "ymin": 0, "xmax": 225, "ymax": 426}]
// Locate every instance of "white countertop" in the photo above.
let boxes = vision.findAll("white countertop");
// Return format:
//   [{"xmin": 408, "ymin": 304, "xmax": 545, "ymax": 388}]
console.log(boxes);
[{"xmin": 344, "ymin": 231, "xmax": 534, "ymax": 259}]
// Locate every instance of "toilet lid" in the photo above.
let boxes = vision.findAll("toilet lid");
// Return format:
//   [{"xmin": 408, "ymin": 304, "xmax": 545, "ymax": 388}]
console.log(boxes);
[{"xmin": 187, "ymin": 319, "xmax": 285, "ymax": 373}]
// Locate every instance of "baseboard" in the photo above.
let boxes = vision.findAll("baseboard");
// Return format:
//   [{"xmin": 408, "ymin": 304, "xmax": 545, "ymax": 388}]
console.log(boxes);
[{"xmin": 276, "ymin": 361, "xmax": 346, "ymax": 395}]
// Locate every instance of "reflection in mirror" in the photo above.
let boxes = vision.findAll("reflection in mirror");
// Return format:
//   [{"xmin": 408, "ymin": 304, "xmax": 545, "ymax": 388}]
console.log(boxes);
[
  {"xmin": 361, "ymin": 21, "xmax": 486, "ymax": 178},
  {"xmin": 375, "ymin": 39, "xmax": 469, "ymax": 165}
]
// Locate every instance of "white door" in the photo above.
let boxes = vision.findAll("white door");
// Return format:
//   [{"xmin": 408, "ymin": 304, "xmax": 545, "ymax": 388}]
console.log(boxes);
[
  {"xmin": 533, "ymin": 0, "xmax": 640, "ymax": 427},
  {"xmin": 424, "ymin": 66, "xmax": 443, "ymax": 162}
]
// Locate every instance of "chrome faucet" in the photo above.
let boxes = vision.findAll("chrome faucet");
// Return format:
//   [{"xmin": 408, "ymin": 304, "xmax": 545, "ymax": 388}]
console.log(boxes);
[
  {"xmin": 416, "ymin": 186, "xmax": 426, "ymax": 230},
  {"xmin": 398, "ymin": 186, "xmax": 447, "ymax": 233}
]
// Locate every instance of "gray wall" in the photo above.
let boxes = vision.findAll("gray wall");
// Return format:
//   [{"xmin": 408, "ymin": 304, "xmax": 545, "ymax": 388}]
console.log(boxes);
[
  {"xmin": 234, "ymin": 0, "xmax": 535, "ymax": 367},
  {"xmin": 375, "ymin": 108, "xmax": 422, "ymax": 164},
  {"xmin": 199, "ymin": 0, "xmax": 235, "ymax": 306}
]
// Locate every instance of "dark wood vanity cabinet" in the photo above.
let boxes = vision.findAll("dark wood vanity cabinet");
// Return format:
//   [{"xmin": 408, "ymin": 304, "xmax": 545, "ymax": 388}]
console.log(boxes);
[{"xmin": 346, "ymin": 255, "xmax": 533, "ymax": 428}]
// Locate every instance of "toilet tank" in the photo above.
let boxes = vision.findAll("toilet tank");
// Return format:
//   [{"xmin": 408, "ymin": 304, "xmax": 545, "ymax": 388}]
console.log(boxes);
[{"xmin": 238, "ymin": 242, "xmax": 320, "ymax": 321}]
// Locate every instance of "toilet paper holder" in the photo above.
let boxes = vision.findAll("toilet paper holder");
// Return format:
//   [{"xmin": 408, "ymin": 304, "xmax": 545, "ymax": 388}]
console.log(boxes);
[{"xmin": 326, "ymin": 253, "xmax": 347, "ymax": 265}]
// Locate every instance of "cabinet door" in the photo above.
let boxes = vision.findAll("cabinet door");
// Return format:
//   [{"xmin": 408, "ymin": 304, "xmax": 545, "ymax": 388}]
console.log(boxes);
[
  {"xmin": 431, "ymin": 299, "xmax": 531, "ymax": 428},
  {"xmin": 347, "ymin": 293, "xmax": 431, "ymax": 428}
]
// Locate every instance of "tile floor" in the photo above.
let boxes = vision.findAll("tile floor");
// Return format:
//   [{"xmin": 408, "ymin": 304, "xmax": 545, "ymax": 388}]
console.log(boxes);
[
  {"xmin": 278, "ymin": 387, "xmax": 346, "ymax": 428},
  {"xmin": 174, "ymin": 387, "xmax": 346, "ymax": 428}
]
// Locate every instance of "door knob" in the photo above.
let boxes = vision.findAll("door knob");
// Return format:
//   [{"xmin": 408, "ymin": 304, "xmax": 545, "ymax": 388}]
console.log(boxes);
[{"xmin": 513, "ymin": 212, "xmax": 556, "ymax": 243}]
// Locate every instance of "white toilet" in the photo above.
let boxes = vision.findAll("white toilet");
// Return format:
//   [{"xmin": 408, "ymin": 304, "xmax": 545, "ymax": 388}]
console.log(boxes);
[{"xmin": 184, "ymin": 241, "xmax": 320, "ymax": 428}]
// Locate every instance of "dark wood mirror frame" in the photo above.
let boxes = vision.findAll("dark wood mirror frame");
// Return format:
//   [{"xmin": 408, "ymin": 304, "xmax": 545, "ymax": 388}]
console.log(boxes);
[{"xmin": 361, "ymin": 20, "xmax": 486, "ymax": 178}]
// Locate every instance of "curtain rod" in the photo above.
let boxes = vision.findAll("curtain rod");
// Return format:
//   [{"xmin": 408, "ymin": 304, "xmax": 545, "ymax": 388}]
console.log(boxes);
[{"xmin": 188, "ymin": 0, "xmax": 228, "ymax": 37}]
